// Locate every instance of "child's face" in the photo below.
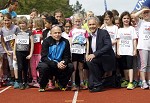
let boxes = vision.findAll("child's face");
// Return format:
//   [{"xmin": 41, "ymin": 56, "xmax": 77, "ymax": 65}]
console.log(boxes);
[
  {"xmin": 131, "ymin": 15, "xmax": 138, "ymax": 26},
  {"xmin": 19, "ymin": 22, "xmax": 27, "ymax": 30},
  {"xmin": 86, "ymin": 13, "xmax": 94, "ymax": 19},
  {"xmin": 44, "ymin": 21, "xmax": 52, "ymax": 29},
  {"xmin": 115, "ymin": 20, "xmax": 120, "ymax": 28},
  {"xmin": 30, "ymin": 12, "xmax": 38, "ymax": 19},
  {"xmin": 104, "ymin": 15, "xmax": 112, "ymax": 25},
  {"xmin": 4, "ymin": 16, "xmax": 11, "ymax": 27},
  {"xmin": 142, "ymin": 10, "xmax": 150, "ymax": 21},
  {"xmin": 55, "ymin": 12, "xmax": 63, "ymax": 24},
  {"xmin": 74, "ymin": 18, "xmax": 82, "ymax": 28},
  {"xmin": 122, "ymin": 15, "xmax": 130, "ymax": 26},
  {"xmin": 11, "ymin": 2, "xmax": 18, "ymax": 11},
  {"xmin": 64, "ymin": 22, "xmax": 72, "ymax": 34}
]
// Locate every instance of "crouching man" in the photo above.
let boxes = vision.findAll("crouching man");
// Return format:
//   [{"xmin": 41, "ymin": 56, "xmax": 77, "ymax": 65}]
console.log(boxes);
[{"xmin": 37, "ymin": 26, "xmax": 74, "ymax": 92}]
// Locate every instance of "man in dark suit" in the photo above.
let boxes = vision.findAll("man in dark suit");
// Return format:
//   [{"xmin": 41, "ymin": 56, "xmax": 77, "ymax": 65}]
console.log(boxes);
[{"xmin": 86, "ymin": 17, "xmax": 115, "ymax": 92}]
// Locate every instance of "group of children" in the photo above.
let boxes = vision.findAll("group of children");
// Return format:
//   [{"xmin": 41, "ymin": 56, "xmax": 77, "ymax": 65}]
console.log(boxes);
[{"xmin": 0, "ymin": 0, "xmax": 150, "ymax": 91}]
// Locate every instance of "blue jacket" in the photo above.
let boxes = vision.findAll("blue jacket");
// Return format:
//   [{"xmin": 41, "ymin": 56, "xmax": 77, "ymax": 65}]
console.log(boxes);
[{"xmin": 41, "ymin": 36, "xmax": 71, "ymax": 68}]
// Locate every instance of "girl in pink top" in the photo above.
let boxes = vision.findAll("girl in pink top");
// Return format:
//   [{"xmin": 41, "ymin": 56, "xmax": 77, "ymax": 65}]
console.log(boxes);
[{"xmin": 29, "ymin": 17, "xmax": 43, "ymax": 87}]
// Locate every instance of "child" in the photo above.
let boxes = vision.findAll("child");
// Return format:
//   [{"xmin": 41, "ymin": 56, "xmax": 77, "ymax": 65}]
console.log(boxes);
[
  {"xmin": 30, "ymin": 8, "xmax": 39, "ymax": 20},
  {"xmin": 29, "ymin": 17, "xmax": 43, "ymax": 87},
  {"xmin": 82, "ymin": 11, "xmax": 94, "ymax": 33},
  {"xmin": 62, "ymin": 20, "xmax": 72, "ymax": 40},
  {"xmin": 69, "ymin": 13, "xmax": 89, "ymax": 91},
  {"xmin": 13, "ymin": 16, "xmax": 34, "ymax": 90},
  {"xmin": 0, "ymin": 17, "xmax": 4, "ymax": 87},
  {"xmin": 53, "ymin": 9, "xmax": 64, "ymax": 26},
  {"xmin": 101, "ymin": 10, "xmax": 118, "ymax": 77},
  {"xmin": 42, "ymin": 16, "xmax": 58, "ymax": 40},
  {"xmin": 130, "ymin": 11, "xmax": 141, "ymax": 87},
  {"xmin": 114, "ymin": 16, "xmax": 120, "ymax": 28},
  {"xmin": 117, "ymin": 11, "xmax": 138, "ymax": 90},
  {"xmin": 0, "ymin": 13, "xmax": 20, "ymax": 86},
  {"xmin": 131, "ymin": 7, "xmax": 150, "ymax": 89}
]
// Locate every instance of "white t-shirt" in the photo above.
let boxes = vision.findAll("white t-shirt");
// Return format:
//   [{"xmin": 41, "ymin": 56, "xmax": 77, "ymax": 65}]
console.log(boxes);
[
  {"xmin": 103, "ymin": 25, "xmax": 118, "ymax": 53},
  {"xmin": 69, "ymin": 28, "xmax": 89, "ymax": 54},
  {"xmin": 62, "ymin": 32, "xmax": 69, "ymax": 40},
  {"xmin": 117, "ymin": 26, "xmax": 137, "ymax": 56},
  {"xmin": 137, "ymin": 20, "xmax": 150, "ymax": 50}
]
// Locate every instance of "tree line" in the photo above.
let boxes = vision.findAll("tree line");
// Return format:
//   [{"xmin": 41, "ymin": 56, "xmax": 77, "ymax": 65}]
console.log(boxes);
[{"xmin": 0, "ymin": 0, "xmax": 76, "ymax": 17}]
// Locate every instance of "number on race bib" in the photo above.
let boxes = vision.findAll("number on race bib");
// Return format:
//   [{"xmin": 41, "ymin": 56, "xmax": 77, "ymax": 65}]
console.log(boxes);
[{"xmin": 4, "ymin": 34, "xmax": 15, "ymax": 42}]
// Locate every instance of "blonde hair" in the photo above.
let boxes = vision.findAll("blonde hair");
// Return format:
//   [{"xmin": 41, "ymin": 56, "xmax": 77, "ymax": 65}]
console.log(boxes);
[
  {"xmin": 18, "ymin": 16, "xmax": 28, "ymax": 25},
  {"xmin": 72, "ymin": 13, "xmax": 83, "ymax": 23},
  {"xmin": 33, "ymin": 17, "xmax": 44, "ymax": 30}
]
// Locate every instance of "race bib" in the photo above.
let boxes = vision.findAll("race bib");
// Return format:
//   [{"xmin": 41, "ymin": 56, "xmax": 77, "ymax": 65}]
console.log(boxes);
[
  {"xmin": 120, "ymin": 40, "xmax": 130, "ymax": 47},
  {"xmin": 33, "ymin": 34, "xmax": 41, "ymax": 43},
  {"xmin": 16, "ymin": 33, "xmax": 29, "ymax": 44},
  {"xmin": 71, "ymin": 44, "xmax": 85, "ymax": 54},
  {"xmin": 4, "ymin": 34, "xmax": 16, "ymax": 42}
]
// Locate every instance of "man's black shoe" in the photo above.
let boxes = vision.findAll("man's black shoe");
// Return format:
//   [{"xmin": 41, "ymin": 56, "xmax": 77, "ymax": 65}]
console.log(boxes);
[{"xmin": 89, "ymin": 86, "xmax": 103, "ymax": 92}]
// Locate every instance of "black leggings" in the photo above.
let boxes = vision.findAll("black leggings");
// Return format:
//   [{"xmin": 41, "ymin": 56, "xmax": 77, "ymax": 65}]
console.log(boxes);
[{"xmin": 16, "ymin": 51, "xmax": 29, "ymax": 83}]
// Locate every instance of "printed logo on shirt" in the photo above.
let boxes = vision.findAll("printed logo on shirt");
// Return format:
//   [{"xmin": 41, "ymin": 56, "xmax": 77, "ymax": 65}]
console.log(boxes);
[
  {"xmin": 143, "ymin": 26, "xmax": 150, "ymax": 40},
  {"xmin": 33, "ymin": 34, "xmax": 41, "ymax": 43}
]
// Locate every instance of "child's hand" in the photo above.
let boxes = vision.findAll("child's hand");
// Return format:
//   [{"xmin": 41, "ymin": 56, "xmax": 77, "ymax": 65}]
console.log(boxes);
[
  {"xmin": 26, "ymin": 55, "xmax": 32, "ymax": 59},
  {"xmin": 133, "ymin": 50, "xmax": 137, "ymax": 56},
  {"xmin": 7, "ymin": 51, "xmax": 12, "ymax": 56},
  {"xmin": 13, "ymin": 55, "xmax": 17, "ymax": 61}
]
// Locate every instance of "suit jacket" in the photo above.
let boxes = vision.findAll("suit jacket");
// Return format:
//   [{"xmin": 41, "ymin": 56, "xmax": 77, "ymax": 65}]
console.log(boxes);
[{"xmin": 89, "ymin": 28, "xmax": 115, "ymax": 71}]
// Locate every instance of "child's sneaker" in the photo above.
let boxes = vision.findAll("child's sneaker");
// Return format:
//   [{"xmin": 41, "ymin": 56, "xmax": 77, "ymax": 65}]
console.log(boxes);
[
  {"xmin": 48, "ymin": 82, "xmax": 55, "ymax": 89},
  {"xmin": 39, "ymin": 87, "xmax": 45, "ymax": 92},
  {"xmin": 80, "ymin": 84, "xmax": 88, "ymax": 90},
  {"xmin": 67, "ymin": 80, "xmax": 72, "ymax": 88},
  {"xmin": 84, "ymin": 80, "xmax": 88, "ymax": 88},
  {"xmin": 133, "ymin": 80, "xmax": 138, "ymax": 87},
  {"xmin": 121, "ymin": 80, "xmax": 128, "ymax": 87},
  {"xmin": 141, "ymin": 82, "xmax": 149, "ymax": 89},
  {"xmin": 29, "ymin": 80, "xmax": 39, "ymax": 88},
  {"xmin": 14, "ymin": 81, "xmax": 19, "ymax": 89},
  {"xmin": 19, "ymin": 83, "xmax": 25, "ymax": 90},
  {"xmin": 71, "ymin": 84, "xmax": 78, "ymax": 91},
  {"xmin": 25, "ymin": 83, "xmax": 30, "ymax": 89},
  {"xmin": 138, "ymin": 80, "xmax": 142, "ymax": 87},
  {"xmin": 127, "ymin": 82, "xmax": 134, "ymax": 90}
]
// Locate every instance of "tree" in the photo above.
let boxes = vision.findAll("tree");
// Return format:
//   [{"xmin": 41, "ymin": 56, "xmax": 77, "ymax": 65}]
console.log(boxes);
[
  {"xmin": 0, "ymin": 0, "xmax": 73, "ymax": 17},
  {"xmin": 72, "ymin": 0, "xmax": 85, "ymax": 14}
]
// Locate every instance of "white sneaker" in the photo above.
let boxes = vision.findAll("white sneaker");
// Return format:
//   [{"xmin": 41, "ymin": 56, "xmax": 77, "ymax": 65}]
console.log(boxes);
[
  {"xmin": 141, "ymin": 82, "xmax": 149, "ymax": 89},
  {"xmin": 29, "ymin": 80, "xmax": 39, "ymax": 88}
]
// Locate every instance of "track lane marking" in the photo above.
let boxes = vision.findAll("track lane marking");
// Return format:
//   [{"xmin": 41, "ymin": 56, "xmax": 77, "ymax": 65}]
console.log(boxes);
[{"xmin": 0, "ymin": 86, "xmax": 11, "ymax": 94}]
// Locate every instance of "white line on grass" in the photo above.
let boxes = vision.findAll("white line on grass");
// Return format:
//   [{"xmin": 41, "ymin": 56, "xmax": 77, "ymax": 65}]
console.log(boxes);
[
  {"xmin": 72, "ymin": 91, "xmax": 78, "ymax": 103},
  {"xmin": 0, "ymin": 86, "xmax": 11, "ymax": 94}
]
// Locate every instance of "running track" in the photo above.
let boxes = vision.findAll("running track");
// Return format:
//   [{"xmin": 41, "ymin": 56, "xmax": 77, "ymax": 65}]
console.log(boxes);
[{"xmin": 0, "ymin": 86, "xmax": 150, "ymax": 103}]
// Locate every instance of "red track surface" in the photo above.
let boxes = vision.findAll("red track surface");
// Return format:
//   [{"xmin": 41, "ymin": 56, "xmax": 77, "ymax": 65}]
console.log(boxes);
[{"xmin": 0, "ymin": 87, "xmax": 150, "ymax": 103}]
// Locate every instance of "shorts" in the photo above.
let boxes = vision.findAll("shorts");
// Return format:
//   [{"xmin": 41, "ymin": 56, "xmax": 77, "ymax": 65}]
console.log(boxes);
[
  {"xmin": 72, "ymin": 53, "xmax": 84, "ymax": 63},
  {"xmin": 119, "ymin": 55, "xmax": 133, "ymax": 70}
]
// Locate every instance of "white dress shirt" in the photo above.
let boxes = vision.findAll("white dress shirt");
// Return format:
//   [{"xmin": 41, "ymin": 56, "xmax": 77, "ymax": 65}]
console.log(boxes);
[{"xmin": 91, "ymin": 30, "xmax": 98, "ymax": 53}]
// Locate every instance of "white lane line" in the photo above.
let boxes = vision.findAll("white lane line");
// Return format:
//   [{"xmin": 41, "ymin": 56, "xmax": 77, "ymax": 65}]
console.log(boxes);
[
  {"xmin": 72, "ymin": 91, "xmax": 78, "ymax": 103},
  {"xmin": 0, "ymin": 86, "xmax": 11, "ymax": 94}
]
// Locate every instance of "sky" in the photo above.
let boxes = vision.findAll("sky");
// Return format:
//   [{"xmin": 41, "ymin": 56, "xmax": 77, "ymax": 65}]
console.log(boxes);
[{"xmin": 69, "ymin": 0, "xmax": 138, "ymax": 16}]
